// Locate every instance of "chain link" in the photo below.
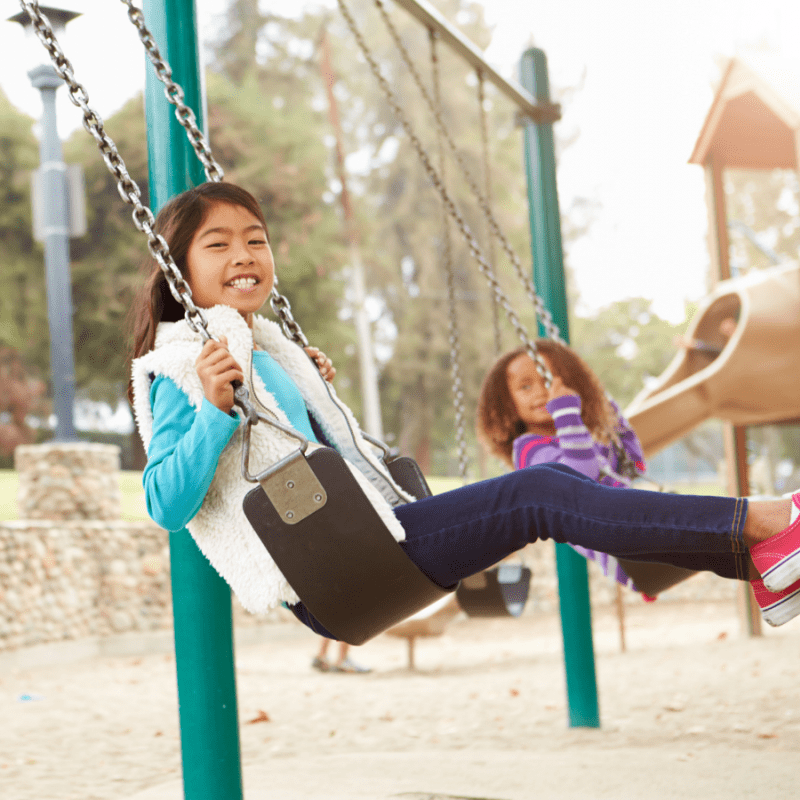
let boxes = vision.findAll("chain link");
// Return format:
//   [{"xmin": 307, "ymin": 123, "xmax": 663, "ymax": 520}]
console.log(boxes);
[
  {"xmin": 19, "ymin": 0, "xmax": 212, "ymax": 340},
  {"xmin": 120, "ymin": 0, "xmax": 225, "ymax": 184},
  {"xmin": 371, "ymin": 0, "xmax": 561, "ymax": 346},
  {"xmin": 336, "ymin": 0, "xmax": 553, "ymax": 384},
  {"xmin": 477, "ymin": 71, "xmax": 502, "ymax": 356},
  {"xmin": 430, "ymin": 32, "xmax": 469, "ymax": 482}
]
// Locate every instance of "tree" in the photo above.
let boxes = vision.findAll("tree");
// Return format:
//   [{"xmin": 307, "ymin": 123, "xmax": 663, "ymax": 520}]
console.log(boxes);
[
  {"xmin": 0, "ymin": 347, "xmax": 47, "ymax": 460},
  {"xmin": 0, "ymin": 88, "xmax": 47, "ymax": 372},
  {"xmin": 724, "ymin": 168, "xmax": 800, "ymax": 276},
  {"xmin": 570, "ymin": 297, "xmax": 680, "ymax": 408}
]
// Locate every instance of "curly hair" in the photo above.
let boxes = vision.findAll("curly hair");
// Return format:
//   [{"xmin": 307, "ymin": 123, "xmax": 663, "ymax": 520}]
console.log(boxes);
[{"xmin": 476, "ymin": 340, "xmax": 619, "ymax": 467}]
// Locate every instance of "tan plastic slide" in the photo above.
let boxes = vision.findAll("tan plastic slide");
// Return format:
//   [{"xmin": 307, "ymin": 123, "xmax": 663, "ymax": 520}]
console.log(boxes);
[{"xmin": 625, "ymin": 262, "xmax": 800, "ymax": 458}]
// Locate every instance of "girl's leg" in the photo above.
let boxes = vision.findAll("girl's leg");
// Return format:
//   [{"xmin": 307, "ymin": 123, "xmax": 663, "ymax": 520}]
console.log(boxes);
[{"xmin": 394, "ymin": 463, "xmax": 757, "ymax": 589}]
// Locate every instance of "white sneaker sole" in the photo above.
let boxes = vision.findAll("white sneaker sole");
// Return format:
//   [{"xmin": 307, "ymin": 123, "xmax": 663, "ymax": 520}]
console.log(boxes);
[
  {"xmin": 762, "ymin": 551, "xmax": 800, "ymax": 594},
  {"xmin": 760, "ymin": 586, "xmax": 800, "ymax": 627}
]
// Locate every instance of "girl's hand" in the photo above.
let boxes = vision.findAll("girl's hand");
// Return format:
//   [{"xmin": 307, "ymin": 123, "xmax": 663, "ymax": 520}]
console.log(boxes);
[
  {"xmin": 305, "ymin": 346, "xmax": 336, "ymax": 382},
  {"xmin": 548, "ymin": 375, "xmax": 579, "ymax": 401},
  {"xmin": 195, "ymin": 336, "xmax": 244, "ymax": 414}
]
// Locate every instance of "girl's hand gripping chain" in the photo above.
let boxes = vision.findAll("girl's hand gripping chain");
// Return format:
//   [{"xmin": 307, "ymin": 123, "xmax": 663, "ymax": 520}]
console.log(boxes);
[
  {"xmin": 305, "ymin": 346, "xmax": 336, "ymax": 383},
  {"xmin": 196, "ymin": 335, "xmax": 244, "ymax": 414}
]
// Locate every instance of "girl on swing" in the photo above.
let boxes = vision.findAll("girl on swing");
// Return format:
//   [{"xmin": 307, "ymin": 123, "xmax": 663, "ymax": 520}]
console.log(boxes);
[
  {"xmin": 129, "ymin": 182, "xmax": 800, "ymax": 638},
  {"xmin": 477, "ymin": 342, "xmax": 653, "ymax": 598}
]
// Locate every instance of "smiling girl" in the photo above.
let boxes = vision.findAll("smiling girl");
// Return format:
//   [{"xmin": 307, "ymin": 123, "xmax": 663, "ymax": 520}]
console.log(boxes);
[
  {"xmin": 477, "ymin": 341, "xmax": 643, "ymax": 485},
  {"xmin": 128, "ymin": 182, "xmax": 800, "ymax": 633}
]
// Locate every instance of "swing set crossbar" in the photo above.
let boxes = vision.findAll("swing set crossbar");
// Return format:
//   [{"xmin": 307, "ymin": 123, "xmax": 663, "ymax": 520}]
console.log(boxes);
[{"xmin": 392, "ymin": 0, "xmax": 560, "ymax": 123}]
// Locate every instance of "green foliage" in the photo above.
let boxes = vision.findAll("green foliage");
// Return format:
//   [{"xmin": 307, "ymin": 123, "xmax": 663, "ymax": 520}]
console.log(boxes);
[
  {"xmin": 64, "ymin": 95, "xmax": 151, "ymax": 399},
  {"xmin": 725, "ymin": 168, "xmax": 800, "ymax": 272},
  {"xmin": 0, "ymin": 89, "xmax": 46, "ymax": 366}
]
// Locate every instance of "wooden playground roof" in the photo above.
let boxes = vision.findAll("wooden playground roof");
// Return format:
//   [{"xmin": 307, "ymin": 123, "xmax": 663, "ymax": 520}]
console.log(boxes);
[{"xmin": 690, "ymin": 54, "xmax": 800, "ymax": 169}]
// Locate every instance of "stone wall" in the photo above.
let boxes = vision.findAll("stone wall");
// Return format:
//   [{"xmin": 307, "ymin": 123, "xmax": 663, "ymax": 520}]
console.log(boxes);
[
  {"xmin": 0, "ymin": 519, "xmax": 283, "ymax": 654},
  {"xmin": 1, "ymin": 442, "xmax": 284, "ymax": 655},
  {"xmin": 15, "ymin": 442, "xmax": 123, "ymax": 521}
]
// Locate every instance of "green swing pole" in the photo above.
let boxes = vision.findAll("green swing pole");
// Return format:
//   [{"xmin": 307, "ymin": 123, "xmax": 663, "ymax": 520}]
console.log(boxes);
[
  {"xmin": 520, "ymin": 47, "xmax": 601, "ymax": 728},
  {"xmin": 142, "ymin": 1, "xmax": 244, "ymax": 796}
]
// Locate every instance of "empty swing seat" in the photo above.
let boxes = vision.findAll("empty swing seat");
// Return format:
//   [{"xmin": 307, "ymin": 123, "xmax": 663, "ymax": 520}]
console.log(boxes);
[
  {"xmin": 617, "ymin": 559, "xmax": 697, "ymax": 597},
  {"xmin": 455, "ymin": 563, "xmax": 532, "ymax": 617}
]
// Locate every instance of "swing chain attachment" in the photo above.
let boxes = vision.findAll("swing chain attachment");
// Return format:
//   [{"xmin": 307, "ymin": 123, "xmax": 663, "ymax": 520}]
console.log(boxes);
[
  {"xmin": 120, "ymin": 0, "xmax": 225, "ymax": 183},
  {"xmin": 240, "ymin": 412, "xmax": 327, "ymax": 525}
]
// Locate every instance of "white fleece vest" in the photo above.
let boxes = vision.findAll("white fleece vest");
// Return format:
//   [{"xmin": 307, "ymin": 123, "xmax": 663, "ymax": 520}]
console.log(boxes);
[{"xmin": 131, "ymin": 305, "xmax": 411, "ymax": 613}]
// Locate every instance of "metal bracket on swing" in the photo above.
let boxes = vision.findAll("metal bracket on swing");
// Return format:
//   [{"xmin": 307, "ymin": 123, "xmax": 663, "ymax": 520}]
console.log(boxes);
[{"xmin": 237, "ymin": 385, "xmax": 327, "ymax": 525}]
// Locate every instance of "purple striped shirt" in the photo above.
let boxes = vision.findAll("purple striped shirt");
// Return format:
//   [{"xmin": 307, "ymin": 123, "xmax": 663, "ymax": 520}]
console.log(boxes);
[
  {"xmin": 512, "ymin": 394, "xmax": 652, "ymax": 597},
  {"xmin": 512, "ymin": 395, "xmax": 645, "ymax": 486}
]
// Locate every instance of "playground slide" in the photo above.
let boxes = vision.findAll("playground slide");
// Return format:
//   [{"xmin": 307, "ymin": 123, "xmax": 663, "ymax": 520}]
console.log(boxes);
[{"xmin": 625, "ymin": 262, "xmax": 800, "ymax": 458}]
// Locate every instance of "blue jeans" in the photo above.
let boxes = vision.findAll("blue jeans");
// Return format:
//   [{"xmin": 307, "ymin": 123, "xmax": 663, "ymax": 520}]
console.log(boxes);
[{"xmin": 291, "ymin": 463, "xmax": 748, "ymax": 638}]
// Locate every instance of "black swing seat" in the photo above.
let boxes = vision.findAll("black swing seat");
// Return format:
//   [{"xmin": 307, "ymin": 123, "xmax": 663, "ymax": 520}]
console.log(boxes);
[
  {"xmin": 456, "ymin": 563, "xmax": 533, "ymax": 617},
  {"xmin": 242, "ymin": 447, "xmax": 454, "ymax": 646},
  {"xmin": 616, "ymin": 559, "xmax": 697, "ymax": 597}
]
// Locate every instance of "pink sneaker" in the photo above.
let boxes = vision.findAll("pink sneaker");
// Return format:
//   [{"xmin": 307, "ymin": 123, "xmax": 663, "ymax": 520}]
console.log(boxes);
[
  {"xmin": 752, "ymin": 577, "xmax": 800, "ymax": 627},
  {"xmin": 751, "ymin": 492, "xmax": 800, "ymax": 592}
]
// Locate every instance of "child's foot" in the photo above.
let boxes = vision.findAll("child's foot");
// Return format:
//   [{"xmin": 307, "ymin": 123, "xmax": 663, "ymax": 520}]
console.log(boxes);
[
  {"xmin": 311, "ymin": 656, "xmax": 330, "ymax": 672},
  {"xmin": 751, "ymin": 492, "xmax": 800, "ymax": 592},
  {"xmin": 752, "ymin": 577, "xmax": 800, "ymax": 627},
  {"xmin": 332, "ymin": 656, "xmax": 371, "ymax": 674}
]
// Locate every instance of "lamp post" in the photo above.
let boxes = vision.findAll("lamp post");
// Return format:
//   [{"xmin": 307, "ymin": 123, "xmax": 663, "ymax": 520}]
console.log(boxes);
[{"xmin": 9, "ymin": 5, "xmax": 82, "ymax": 442}]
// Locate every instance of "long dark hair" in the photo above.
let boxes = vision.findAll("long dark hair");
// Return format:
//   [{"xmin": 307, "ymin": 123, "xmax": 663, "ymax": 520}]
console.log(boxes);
[
  {"xmin": 126, "ymin": 182, "xmax": 270, "ymax": 403},
  {"xmin": 476, "ymin": 340, "xmax": 618, "ymax": 466}
]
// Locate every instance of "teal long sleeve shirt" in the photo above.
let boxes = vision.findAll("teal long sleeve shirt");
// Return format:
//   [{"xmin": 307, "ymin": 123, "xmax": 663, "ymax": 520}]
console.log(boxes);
[{"xmin": 142, "ymin": 350, "xmax": 319, "ymax": 532}]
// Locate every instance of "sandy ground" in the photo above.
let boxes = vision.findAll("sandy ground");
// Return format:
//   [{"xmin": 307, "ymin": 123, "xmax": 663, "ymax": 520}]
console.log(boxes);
[{"xmin": 2, "ymin": 599, "xmax": 799, "ymax": 800}]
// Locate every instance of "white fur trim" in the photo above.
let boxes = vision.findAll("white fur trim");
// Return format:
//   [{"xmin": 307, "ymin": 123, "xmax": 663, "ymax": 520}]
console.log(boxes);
[{"xmin": 131, "ymin": 305, "xmax": 409, "ymax": 614}]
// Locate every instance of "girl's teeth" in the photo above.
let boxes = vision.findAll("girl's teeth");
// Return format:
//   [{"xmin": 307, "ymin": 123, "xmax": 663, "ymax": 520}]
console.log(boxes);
[{"xmin": 229, "ymin": 278, "xmax": 256, "ymax": 289}]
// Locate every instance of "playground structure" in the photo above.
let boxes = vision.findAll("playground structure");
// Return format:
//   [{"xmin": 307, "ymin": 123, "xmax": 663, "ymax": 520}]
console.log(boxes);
[
  {"xmin": 626, "ymin": 55, "xmax": 800, "ymax": 460},
  {"xmin": 626, "ymin": 260, "xmax": 800, "ymax": 457}
]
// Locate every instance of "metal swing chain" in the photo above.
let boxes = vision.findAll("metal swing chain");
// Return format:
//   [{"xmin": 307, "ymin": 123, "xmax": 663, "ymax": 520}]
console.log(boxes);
[
  {"xmin": 430, "ymin": 31, "xmax": 469, "ymax": 482},
  {"xmin": 370, "ymin": 0, "xmax": 561, "ymax": 345},
  {"xmin": 367, "ymin": 0, "xmax": 643, "ymax": 484},
  {"xmin": 18, "ymin": 0, "xmax": 212, "ymax": 341},
  {"xmin": 335, "ymin": 0, "xmax": 552, "ymax": 385},
  {"xmin": 343, "ymin": 1, "xmax": 643, "ymax": 483},
  {"xmin": 477, "ymin": 70, "xmax": 502, "ymax": 356},
  {"xmin": 118, "ymin": 0, "xmax": 310, "ymax": 349},
  {"xmin": 120, "ymin": 0, "xmax": 224, "ymax": 183}
]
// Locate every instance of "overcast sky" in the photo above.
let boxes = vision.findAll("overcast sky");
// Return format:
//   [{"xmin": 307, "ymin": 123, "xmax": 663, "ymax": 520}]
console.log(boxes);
[{"xmin": 2, "ymin": 0, "xmax": 799, "ymax": 323}]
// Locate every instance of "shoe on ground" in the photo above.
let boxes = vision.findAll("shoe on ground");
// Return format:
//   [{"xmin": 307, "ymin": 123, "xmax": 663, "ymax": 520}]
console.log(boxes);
[
  {"xmin": 751, "ymin": 577, "xmax": 800, "ymax": 627},
  {"xmin": 332, "ymin": 657, "xmax": 371, "ymax": 674},
  {"xmin": 751, "ymin": 491, "xmax": 800, "ymax": 593},
  {"xmin": 311, "ymin": 656, "xmax": 330, "ymax": 672}
]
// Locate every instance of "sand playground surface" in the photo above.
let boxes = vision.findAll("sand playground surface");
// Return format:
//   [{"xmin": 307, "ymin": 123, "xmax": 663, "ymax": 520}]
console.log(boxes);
[{"xmin": 2, "ymin": 597, "xmax": 799, "ymax": 800}]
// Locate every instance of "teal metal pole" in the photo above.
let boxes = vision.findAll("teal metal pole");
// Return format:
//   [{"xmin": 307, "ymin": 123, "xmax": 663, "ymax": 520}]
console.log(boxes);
[
  {"xmin": 142, "ymin": 1, "xmax": 244, "ymax": 796},
  {"xmin": 519, "ymin": 47, "xmax": 601, "ymax": 728}
]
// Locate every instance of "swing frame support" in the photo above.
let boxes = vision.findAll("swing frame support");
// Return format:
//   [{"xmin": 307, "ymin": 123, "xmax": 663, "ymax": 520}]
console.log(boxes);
[
  {"xmin": 520, "ymin": 48, "xmax": 601, "ymax": 729},
  {"xmin": 142, "ymin": 1, "xmax": 244, "ymax": 797}
]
